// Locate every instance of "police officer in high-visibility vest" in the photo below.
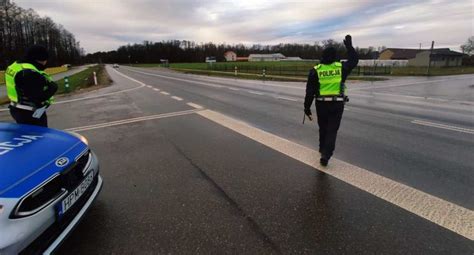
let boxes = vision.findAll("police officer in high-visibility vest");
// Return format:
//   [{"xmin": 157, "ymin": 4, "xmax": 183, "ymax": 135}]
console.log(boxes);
[
  {"xmin": 5, "ymin": 45, "xmax": 58, "ymax": 127},
  {"xmin": 304, "ymin": 35, "xmax": 358, "ymax": 166}
]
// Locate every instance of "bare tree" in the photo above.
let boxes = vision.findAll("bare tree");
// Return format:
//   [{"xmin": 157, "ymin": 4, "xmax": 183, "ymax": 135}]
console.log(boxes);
[
  {"xmin": 0, "ymin": 1, "xmax": 83, "ymax": 69},
  {"xmin": 460, "ymin": 36, "xmax": 474, "ymax": 55}
]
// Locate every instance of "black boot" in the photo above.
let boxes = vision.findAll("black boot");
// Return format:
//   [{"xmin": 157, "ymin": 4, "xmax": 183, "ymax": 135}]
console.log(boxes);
[{"xmin": 320, "ymin": 157, "xmax": 329, "ymax": 167}]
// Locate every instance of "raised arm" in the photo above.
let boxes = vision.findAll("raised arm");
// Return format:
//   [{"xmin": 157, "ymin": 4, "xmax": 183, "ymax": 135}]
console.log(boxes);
[{"xmin": 342, "ymin": 35, "xmax": 359, "ymax": 80}]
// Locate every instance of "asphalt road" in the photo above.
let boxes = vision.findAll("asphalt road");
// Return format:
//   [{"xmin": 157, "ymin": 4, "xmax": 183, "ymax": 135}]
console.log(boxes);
[{"xmin": 0, "ymin": 66, "xmax": 472, "ymax": 254}]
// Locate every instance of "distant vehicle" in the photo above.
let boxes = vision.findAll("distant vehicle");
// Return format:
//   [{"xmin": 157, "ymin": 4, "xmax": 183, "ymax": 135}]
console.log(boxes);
[
  {"xmin": 0, "ymin": 123, "xmax": 103, "ymax": 254},
  {"xmin": 62, "ymin": 64, "xmax": 71, "ymax": 68},
  {"xmin": 205, "ymin": 57, "xmax": 216, "ymax": 64},
  {"xmin": 113, "ymin": 64, "xmax": 119, "ymax": 68}
]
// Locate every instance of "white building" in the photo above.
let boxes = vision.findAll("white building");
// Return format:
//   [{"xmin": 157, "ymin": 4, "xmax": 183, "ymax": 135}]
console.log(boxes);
[
  {"xmin": 224, "ymin": 51, "xmax": 237, "ymax": 61},
  {"xmin": 248, "ymin": 53, "xmax": 286, "ymax": 62}
]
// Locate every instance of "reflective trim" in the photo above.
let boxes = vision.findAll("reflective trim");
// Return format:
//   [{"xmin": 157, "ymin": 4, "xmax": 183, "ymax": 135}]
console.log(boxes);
[
  {"xmin": 316, "ymin": 97, "xmax": 345, "ymax": 102},
  {"xmin": 9, "ymin": 102, "xmax": 35, "ymax": 111}
]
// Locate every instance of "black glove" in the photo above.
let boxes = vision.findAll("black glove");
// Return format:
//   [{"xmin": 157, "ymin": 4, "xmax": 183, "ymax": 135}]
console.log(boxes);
[
  {"xmin": 304, "ymin": 108, "xmax": 313, "ymax": 121},
  {"xmin": 343, "ymin": 34, "xmax": 352, "ymax": 48}
]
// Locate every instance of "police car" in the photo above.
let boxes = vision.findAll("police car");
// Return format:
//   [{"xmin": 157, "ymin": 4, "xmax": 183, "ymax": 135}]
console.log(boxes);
[{"xmin": 0, "ymin": 123, "xmax": 103, "ymax": 254}]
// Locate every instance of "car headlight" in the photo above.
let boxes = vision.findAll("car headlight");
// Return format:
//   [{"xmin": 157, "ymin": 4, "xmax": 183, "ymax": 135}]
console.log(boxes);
[{"xmin": 67, "ymin": 131, "xmax": 89, "ymax": 145}]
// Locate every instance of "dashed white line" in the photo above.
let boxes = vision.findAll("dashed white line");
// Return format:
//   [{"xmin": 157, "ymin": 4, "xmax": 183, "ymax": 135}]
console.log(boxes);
[
  {"xmin": 160, "ymin": 91, "xmax": 170, "ymax": 95},
  {"xmin": 171, "ymin": 96, "xmax": 183, "ymax": 101},
  {"xmin": 123, "ymin": 67, "xmax": 304, "ymax": 90},
  {"xmin": 276, "ymin": 96, "xmax": 298, "ymax": 102},
  {"xmin": 412, "ymin": 120, "xmax": 474, "ymax": 134},
  {"xmin": 228, "ymin": 87, "xmax": 240, "ymax": 91},
  {"xmin": 197, "ymin": 109, "xmax": 474, "ymax": 241},
  {"xmin": 146, "ymin": 85, "xmax": 153, "ymax": 88},
  {"xmin": 187, "ymin": 102, "xmax": 204, "ymax": 109},
  {"xmin": 247, "ymin": 90, "xmax": 265, "ymax": 95},
  {"xmin": 153, "ymin": 88, "xmax": 160, "ymax": 92}
]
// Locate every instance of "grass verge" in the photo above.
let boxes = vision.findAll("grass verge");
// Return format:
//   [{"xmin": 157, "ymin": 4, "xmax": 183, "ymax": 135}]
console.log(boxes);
[{"xmin": 56, "ymin": 64, "xmax": 111, "ymax": 93}]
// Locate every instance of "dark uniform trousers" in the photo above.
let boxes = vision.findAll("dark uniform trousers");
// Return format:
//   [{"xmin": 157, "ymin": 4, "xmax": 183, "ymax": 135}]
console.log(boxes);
[
  {"xmin": 9, "ymin": 106, "xmax": 48, "ymax": 127},
  {"xmin": 316, "ymin": 101, "xmax": 344, "ymax": 159}
]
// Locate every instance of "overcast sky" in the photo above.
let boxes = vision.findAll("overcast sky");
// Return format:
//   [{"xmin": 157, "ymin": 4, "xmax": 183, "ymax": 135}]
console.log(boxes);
[{"xmin": 14, "ymin": 0, "xmax": 473, "ymax": 53}]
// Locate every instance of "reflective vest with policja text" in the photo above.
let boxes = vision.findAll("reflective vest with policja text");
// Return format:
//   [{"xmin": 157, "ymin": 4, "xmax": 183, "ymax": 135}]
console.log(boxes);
[
  {"xmin": 5, "ymin": 62, "xmax": 54, "ymax": 105},
  {"xmin": 314, "ymin": 62, "xmax": 344, "ymax": 96}
]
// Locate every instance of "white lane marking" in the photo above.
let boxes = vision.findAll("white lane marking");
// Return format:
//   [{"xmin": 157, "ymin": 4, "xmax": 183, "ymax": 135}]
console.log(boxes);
[
  {"xmin": 66, "ymin": 109, "xmax": 201, "ymax": 132},
  {"xmin": 197, "ymin": 109, "xmax": 474, "ymax": 240},
  {"xmin": 228, "ymin": 87, "xmax": 240, "ymax": 91},
  {"xmin": 412, "ymin": 120, "xmax": 474, "ymax": 134},
  {"xmin": 276, "ymin": 96, "xmax": 298, "ymax": 102},
  {"xmin": 146, "ymin": 85, "xmax": 153, "ymax": 88},
  {"xmin": 153, "ymin": 88, "xmax": 160, "ymax": 91},
  {"xmin": 122, "ymin": 67, "xmax": 305, "ymax": 90},
  {"xmin": 247, "ymin": 90, "xmax": 265, "ymax": 95},
  {"xmin": 171, "ymin": 96, "xmax": 183, "ymax": 101},
  {"xmin": 0, "ymin": 68, "xmax": 146, "ymax": 112},
  {"xmin": 160, "ymin": 91, "xmax": 170, "ymax": 95},
  {"xmin": 350, "ymin": 76, "xmax": 473, "ymax": 91},
  {"xmin": 187, "ymin": 102, "xmax": 204, "ymax": 109}
]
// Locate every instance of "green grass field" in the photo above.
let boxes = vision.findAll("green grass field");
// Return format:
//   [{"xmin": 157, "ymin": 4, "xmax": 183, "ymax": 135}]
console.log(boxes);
[{"xmin": 130, "ymin": 62, "xmax": 474, "ymax": 78}]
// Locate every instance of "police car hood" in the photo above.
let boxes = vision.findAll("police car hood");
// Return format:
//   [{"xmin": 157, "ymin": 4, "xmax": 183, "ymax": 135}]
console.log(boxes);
[{"xmin": 0, "ymin": 123, "xmax": 88, "ymax": 198}]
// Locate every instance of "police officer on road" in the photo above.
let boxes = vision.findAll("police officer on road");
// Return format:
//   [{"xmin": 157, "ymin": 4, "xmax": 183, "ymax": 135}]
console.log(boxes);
[
  {"xmin": 5, "ymin": 45, "xmax": 58, "ymax": 127},
  {"xmin": 304, "ymin": 35, "xmax": 359, "ymax": 166}
]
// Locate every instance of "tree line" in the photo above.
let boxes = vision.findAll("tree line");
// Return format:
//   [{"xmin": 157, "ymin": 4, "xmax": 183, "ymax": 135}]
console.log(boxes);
[
  {"xmin": 83, "ymin": 40, "xmax": 386, "ymax": 64},
  {"xmin": 0, "ymin": 0, "xmax": 83, "ymax": 69}
]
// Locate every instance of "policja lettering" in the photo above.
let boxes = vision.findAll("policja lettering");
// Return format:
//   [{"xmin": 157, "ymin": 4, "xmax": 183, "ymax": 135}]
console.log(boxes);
[
  {"xmin": 0, "ymin": 135, "xmax": 44, "ymax": 156},
  {"xmin": 318, "ymin": 69, "xmax": 341, "ymax": 77}
]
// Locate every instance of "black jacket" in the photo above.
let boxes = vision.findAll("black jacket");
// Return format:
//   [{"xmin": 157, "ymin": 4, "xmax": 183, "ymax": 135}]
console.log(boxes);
[
  {"xmin": 15, "ymin": 60, "xmax": 58, "ymax": 107},
  {"xmin": 304, "ymin": 46, "xmax": 359, "ymax": 109}
]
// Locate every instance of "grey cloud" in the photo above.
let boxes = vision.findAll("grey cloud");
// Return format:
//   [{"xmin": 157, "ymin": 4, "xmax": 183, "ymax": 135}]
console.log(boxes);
[{"xmin": 14, "ymin": 0, "xmax": 473, "ymax": 53}]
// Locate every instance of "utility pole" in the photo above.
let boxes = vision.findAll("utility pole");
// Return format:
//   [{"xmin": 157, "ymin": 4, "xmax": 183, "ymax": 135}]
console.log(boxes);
[
  {"xmin": 426, "ymin": 41, "xmax": 434, "ymax": 76},
  {"xmin": 419, "ymin": 43, "xmax": 422, "ymax": 50}
]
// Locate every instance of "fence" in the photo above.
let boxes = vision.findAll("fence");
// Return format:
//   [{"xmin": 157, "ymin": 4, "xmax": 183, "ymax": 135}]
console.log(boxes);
[{"xmin": 357, "ymin": 59, "xmax": 408, "ymax": 67}]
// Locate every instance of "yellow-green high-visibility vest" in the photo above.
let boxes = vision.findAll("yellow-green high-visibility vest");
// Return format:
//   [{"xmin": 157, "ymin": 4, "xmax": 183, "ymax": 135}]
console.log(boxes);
[
  {"xmin": 314, "ymin": 62, "xmax": 343, "ymax": 96},
  {"xmin": 5, "ymin": 61, "xmax": 54, "ymax": 104}
]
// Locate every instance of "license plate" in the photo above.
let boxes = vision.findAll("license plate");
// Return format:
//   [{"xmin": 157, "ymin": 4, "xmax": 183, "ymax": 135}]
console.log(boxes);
[{"xmin": 58, "ymin": 171, "xmax": 94, "ymax": 216}]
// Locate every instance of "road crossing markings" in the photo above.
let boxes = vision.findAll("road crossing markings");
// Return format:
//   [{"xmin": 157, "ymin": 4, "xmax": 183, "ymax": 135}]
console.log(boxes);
[
  {"xmin": 197, "ymin": 109, "xmax": 474, "ymax": 241},
  {"xmin": 187, "ymin": 102, "xmax": 204, "ymax": 109},
  {"xmin": 65, "ymin": 109, "xmax": 202, "ymax": 132},
  {"xmin": 160, "ymin": 91, "xmax": 170, "ymax": 95},
  {"xmin": 171, "ymin": 96, "xmax": 183, "ymax": 101},
  {"xmin": 412, "ymin": 119, "xmax": 474, "ymax": 134}
]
